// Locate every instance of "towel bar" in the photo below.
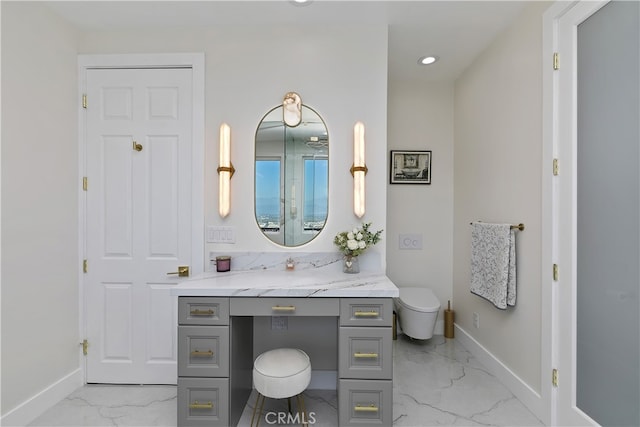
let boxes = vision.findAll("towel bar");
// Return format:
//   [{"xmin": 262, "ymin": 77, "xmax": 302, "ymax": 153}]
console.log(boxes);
[{"xmin": 470, "ymin": 222, "xmax": 524, "ymax": 231}]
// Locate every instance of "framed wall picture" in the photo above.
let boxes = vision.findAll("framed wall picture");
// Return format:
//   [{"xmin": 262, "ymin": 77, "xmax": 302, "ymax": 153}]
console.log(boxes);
[{"xmin": 390, "ymin": 150, "xmax": 432, "ymax": 184}]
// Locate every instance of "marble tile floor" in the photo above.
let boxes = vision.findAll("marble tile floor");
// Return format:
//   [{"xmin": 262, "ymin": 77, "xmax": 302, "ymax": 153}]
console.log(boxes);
[{"xmin": 28, "ymin": 336, "xmax": 543, "ymax": 427}]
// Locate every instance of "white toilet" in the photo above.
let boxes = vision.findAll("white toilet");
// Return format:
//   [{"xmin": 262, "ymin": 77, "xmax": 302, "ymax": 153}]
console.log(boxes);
[{"xmin": 394, "ymin": 287, "xmax": 441, "ymax": 340}]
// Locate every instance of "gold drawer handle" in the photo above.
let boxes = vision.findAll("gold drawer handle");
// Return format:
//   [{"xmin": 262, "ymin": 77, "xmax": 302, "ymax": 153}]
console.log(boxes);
[
  {"xmin": 271, "ymin": 305, "xmax": 296, "ymax": 312},
  {"xmin": 354, "ymin": 311, "xmax": 379, "ymax": 317},
  {"xmin": 191, "ymin": 350, "xmax": 214, "ymax": 357},
  {"xmin": 354, "ymin": 404, "xmax": 379, "ymax": 412},
  {"xmin": 189, "ymin": 401, "xmax": 213, "ymax": 409},
  {"xmin": 354, "ymin": 352, "xmax": 379, "ymax": 358},
  {"xmin": 190, "ymin": 309, "xmax": 215, "ymax": 316}
]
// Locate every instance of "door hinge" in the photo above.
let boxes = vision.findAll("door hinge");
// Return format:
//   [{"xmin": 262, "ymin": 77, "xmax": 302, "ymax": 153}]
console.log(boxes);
[
  {"xmin": 82, "ymin": 94, "xmax": 87, "ymax": 109},
  {"xmin": 82, "ymin": 177, "xmax": 88, "ymax": 191},
  {"xmin": 83, "ymin": 259, "xmax": 88, "ymax": 273},
  {"xmin": 552, "ymin": 368, "xmax": 559, "ymax": 387},
  {"xmin": 553, "ymin": 52, "xmax": 559, "ymax": 70},
  {"xmin": 553, "ymin": 264, "xmax": 559, "ymax": 281},
  {"xmin": 553, "ymin": 158, "xmax": 559, "ymax": 176},
  {"xmin": 81, "ymin": 339, "xmax": 88, "ymax": 356}
]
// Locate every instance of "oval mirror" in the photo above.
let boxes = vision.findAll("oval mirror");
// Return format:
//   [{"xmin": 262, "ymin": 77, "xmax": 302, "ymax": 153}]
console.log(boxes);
[{"xmin": 255, "ymin": 104, "xmax": 328, "ymax": 246}]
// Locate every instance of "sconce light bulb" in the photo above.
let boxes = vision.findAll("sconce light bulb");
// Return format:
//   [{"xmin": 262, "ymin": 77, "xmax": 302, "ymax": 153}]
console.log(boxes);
[
  {"xmin": 219, "ymin": 123, "xmax": 231, "ymax": 218},
  {"xmin": 353, "ymin": 122, "xmax": 366, "ymax": 218}
]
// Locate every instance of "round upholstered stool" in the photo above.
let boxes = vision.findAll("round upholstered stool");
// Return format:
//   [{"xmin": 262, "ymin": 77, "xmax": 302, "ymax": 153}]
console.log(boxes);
[{"xmin": 251, "ymin": 348, "xmax": 311, "ymax": 427}]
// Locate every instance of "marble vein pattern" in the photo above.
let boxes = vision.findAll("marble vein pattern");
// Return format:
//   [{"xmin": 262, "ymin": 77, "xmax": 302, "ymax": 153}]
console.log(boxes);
[
  {"xmin": 393, "ymin": 336, "xmax": 542, "ymax": 426},
  {"xmin": 29, "ymin": 336, "xmax": 543, "ymax": 427},
  {"xmin": 28, "ymin": 385, "xmax": 176, "ymax": 426},
  {"xmin": 171, "ymin": 252, "xmax": 399, "ymax": 298}
]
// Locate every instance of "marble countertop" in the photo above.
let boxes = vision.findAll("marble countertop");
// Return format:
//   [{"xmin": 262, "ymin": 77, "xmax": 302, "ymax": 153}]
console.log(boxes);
[{"xmin": 170, "ymin": 269, "xmax": 399, "ymax": 298}]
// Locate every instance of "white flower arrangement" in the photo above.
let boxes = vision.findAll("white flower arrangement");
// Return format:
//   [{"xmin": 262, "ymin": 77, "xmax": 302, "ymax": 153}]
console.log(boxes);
[{"xmin": 333, "ymin": 222, "xmax": 383, "ymax": 258}]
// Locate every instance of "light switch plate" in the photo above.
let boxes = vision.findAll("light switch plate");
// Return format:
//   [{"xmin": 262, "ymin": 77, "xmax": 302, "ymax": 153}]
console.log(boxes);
[{"xmin": 207, "ymin": 226, "xmax": 236, "ymax": 243}]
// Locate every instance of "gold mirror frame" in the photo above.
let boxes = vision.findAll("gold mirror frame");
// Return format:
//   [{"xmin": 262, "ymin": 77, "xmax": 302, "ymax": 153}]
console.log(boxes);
[{"xmin": 255, "ymin": 102, "xmax": 329, "ymax": 247}]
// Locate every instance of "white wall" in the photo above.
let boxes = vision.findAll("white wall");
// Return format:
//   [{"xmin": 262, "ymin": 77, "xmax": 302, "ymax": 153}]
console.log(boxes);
[
  {"xmin": 1, "ymin": 8, "xmax": 389, "ymax": 420},
  {"xmin": 453, "ymin": 1, "xmax": 550, "ymax": 395},
  {"xmin": 1, "ymin": 1, "xmax": 81, "ymax": 418},
  {"xmin": 0, "ymin": 0, "xmax": 559, "ymax": 423},
  {"xmin": 386, "ymin": 80, "xmax": 454, "ymax": 332},
  {"xmin": 79, "ymin": 25, "xmax": 389, "ymax": 269}
]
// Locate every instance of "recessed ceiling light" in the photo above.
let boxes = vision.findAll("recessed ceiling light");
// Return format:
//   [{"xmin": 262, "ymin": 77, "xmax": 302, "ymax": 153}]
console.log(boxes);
[
  {"xmin": 418, "ymin": 56, "xmax": 439, "ymax": 65},
  {"xmin": 290, "ymin": 0, "xmax": 313, "ymax": 6}
]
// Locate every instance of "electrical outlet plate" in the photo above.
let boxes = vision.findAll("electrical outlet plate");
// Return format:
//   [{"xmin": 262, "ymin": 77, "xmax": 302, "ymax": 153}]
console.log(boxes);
[
  {"xmin": 271, "ymin": 316, "xmax": 288, "ymax": 330},
  {"xmin": 473, "ymin": 312, "xmax": 480, "ymax": 329}
]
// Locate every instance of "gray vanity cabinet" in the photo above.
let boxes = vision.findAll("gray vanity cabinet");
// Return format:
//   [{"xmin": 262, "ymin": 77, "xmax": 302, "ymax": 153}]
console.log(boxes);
[
  {"xmin": 176, "ymin": 295, "xmax": 394, "ymax": 427},
  {"xmin": 178, "ymin": 326, "xmax": 229, "ymax": 378},
  {"xmin": 177, "ymin": 297, "xmax": 230, "ymax": 427},
  {"xmin": 177, "ymin": 377, "xmax": 229, "ymax": 427},
  {"xmin": 339, "ymin": 327, "xmax": 392, "ymax": 379},
  {"xmin": 339, "ymin": 298, "xmax": 393, "ymax": 427}
]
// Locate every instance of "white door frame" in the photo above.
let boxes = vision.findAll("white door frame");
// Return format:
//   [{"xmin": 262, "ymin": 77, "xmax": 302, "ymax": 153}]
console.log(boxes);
[
  {"xmin": 543, "ymin": 5, "xmax": 577, "ymax": 424},
  {"xmin": 543, "ymin": 2, "xmax": 610, "ymax": 425},
  {"xmin": 77, "ymin": 53, "xmax": 205, "ymax": 382}
]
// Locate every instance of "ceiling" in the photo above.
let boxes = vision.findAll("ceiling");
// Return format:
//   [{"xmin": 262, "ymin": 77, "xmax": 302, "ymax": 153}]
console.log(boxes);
[{"xmin": 44, "ymin": 0, "xmax": 528, "ymax": 83}]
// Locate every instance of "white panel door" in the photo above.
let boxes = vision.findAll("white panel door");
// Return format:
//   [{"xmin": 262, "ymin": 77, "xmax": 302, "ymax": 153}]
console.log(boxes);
[{"xmin": 85, "ymin": 68, "xmax": 192, "ymax": 384}]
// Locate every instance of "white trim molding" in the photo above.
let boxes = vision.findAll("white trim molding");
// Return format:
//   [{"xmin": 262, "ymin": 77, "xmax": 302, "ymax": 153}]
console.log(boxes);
[
  {"xmin": 455, "ymin": 325, "xmax": 545, "ymax": 424},
  {"xmin": 0, "ymin": 369, "xmax": 83, "ymax": 427}
]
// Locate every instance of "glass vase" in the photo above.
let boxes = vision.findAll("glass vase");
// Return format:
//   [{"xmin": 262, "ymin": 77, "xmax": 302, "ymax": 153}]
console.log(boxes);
[{"xmin": 343, "ymin": 255, "xmax": 360, "ymax": 274}]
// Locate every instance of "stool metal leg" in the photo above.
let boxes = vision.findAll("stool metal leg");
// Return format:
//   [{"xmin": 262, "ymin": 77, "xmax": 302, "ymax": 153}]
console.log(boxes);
[
  {"xmin": 296, "ymin": 393, "xmax": 308, "ymax": 427},
  {"xmin": 250, "ymin": 392, "xmax": 265, "ymax": 427},
  {"xmin": 287, "ymin": 397, "xmax": 292, "ymax": 414}
]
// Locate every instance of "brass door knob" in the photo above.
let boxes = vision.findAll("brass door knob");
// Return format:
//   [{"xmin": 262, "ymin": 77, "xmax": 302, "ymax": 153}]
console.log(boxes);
[{"xmin": 167, "ymin": 265, "xmax": 189, "ymax": 277}]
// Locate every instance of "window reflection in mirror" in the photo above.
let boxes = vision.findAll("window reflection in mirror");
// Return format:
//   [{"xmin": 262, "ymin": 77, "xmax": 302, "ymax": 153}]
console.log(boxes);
[
  {"xmin": 255, "ymin": 159, "xmax": 282, "ymax": 233},
  {"xmin": 255, "ymin": 105, "xmax": 328, "ymax": 247},
  {"xmin": 303, "ymin": 157, "xmax": 328, "ymax": 232}
]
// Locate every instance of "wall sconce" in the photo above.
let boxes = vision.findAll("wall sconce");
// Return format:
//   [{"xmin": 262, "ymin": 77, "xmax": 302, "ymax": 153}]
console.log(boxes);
[
  {"xmin": 283, "ymin": 92, "xmax": 302, "ymax": 127},
  {"xmin": 217, "ymin": 123, "xmax": 234, "ymax": 218},
  {"xmin": 350, "ymin": 121, "xmax": 367, "ymax": 218}
]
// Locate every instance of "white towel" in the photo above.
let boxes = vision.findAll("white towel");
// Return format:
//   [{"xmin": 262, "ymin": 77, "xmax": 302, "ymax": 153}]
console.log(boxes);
[{"xmin": 470, "ymin": 222, "xmax": 516, "ymax": 309}]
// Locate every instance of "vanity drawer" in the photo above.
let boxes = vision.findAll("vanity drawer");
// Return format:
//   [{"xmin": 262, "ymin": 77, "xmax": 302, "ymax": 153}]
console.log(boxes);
[
  {"xmin": 338, "ymin": 379, "xmax": 392, "ymax": 427},
  {"xmin": 177, "ymin": 377, "xmax": 229, "ymax": 427},
  {"xmin": 340, "ymin": 298, "xmax": 393, "ymax": 327},
  {"xmin": 178, "ymin": 326, "xmax": 229, "ymax": 377},
  {"xmin": 179, "ymin": 297, "xmax": 229, "ymax": 325},
  {"xmin": 230, "ymin": 297, "xmax": 339, "ymax": 316},
  {"xmin": 339, "ymin": 327, "xmax": 392, "ymax": 379}
]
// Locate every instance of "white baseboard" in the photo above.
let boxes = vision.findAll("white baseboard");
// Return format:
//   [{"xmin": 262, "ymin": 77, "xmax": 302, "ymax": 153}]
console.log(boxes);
[
  {"xmin": 1, "ymin": 368, "xmax": 83, "ymax": 427},
  {"xmin": 454, "ymin": 324, "xmax": 544, "ymax": 422}
]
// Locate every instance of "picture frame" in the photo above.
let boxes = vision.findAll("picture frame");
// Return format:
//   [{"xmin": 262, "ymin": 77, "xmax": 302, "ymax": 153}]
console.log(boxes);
[{"xmin": 390, "ymin": 150, "xmax": 432, "ymax": 184}]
